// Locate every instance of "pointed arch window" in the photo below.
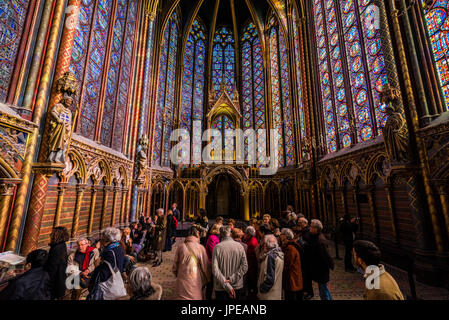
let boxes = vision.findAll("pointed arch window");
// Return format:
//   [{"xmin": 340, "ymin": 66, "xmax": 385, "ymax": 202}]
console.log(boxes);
[
  {"xmin": 68, "ymin": 0, "xmax": 139, "ymax": 151},
  {"xmin": 292, "ymin": 7, "xmax": 308, "ymax": 161},
  {"xmin": 268, "ymin": 15, "xmax": 295, "ymax": 167},
  {"xmin": 153, "ymin": 10, "xmax": 179, "ymax": 167},
  {"xmin": 212, "ymin": 26, "xmax": 235, "ymax": 99},
  {"xmin": 312, "ymin": 0, "xmax": 391, "ymax": 154},
  {"xmin": 181, "ymin": 19, "xmax": 206, "ymax": 165},
  {"xmin": 0, "ymin": 0, "xmax": 31, "ymax": 102},
  {"xmin": 241, "ymin": 22, "xmax": 266, "ymax": 164},
  {"xmin": 421, "ymin": 1, "xmax": 449, "ymax": 111}
]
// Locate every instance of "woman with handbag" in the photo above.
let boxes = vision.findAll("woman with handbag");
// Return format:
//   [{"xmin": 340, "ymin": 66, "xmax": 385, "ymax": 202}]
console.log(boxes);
[
  {"xmin": 172, "ymin": 227, "xmax": 210, "ymax": 300},
  {"xmin": 87, "ymin": 227, "xmax": 127, "ymax": 300}
]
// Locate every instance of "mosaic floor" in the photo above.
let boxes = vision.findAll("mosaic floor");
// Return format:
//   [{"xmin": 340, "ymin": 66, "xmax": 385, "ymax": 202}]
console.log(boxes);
[{"xmin": 139, "ymin": 238, "xmax": 449, "ymax": 300}]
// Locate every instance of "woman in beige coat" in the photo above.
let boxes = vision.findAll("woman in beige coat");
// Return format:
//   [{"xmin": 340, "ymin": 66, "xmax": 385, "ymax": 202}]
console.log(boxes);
[{"xmin": 172, "ymin": 227, "xmax": 210, "ymax": 300}]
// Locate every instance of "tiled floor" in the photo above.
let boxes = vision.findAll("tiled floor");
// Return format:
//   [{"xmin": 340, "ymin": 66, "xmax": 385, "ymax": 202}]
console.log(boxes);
[{"xmin": 140, "ymin": 238, "xmax": 449, "ymax": 300}]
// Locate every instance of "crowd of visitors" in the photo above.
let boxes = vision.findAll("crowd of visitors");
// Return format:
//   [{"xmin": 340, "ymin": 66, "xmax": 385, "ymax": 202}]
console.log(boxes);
[{"xmin": 0, "ymin": 204, "xmax": 405, "ymax": 301}]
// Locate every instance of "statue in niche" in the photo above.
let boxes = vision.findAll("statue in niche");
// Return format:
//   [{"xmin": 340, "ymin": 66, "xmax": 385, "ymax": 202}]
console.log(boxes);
[
  {"xmin": 380, "ymin": 84, "xmax": 409, "ymax": 163},
  {"xmin": 137, "ymin": 135, "xmax": 149, "ymax": 182},
  {"xmin": 48, "ymin": 92, "xmax": 75, "ymax": 163},
  {"xmin": 48, "ymin": 72, "xmax": 78, "ymax": 164}
]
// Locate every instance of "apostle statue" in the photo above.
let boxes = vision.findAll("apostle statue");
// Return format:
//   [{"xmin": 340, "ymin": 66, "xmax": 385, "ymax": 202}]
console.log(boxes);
[
  {"xmin": 137, "ymin": 135, "xmax": 149, "ymax": 182},
  {"xmin": 380, "ymin": 84, "xmax": 409, "ymax": 163},
  {"xmin": 48, "ymin": 92, "xmax": 74, "ymax": 163}
]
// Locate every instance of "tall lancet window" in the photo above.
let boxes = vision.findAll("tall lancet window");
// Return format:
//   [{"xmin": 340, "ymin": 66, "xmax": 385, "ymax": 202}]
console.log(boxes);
[
  {"xmin": 68, "ymin": 0, "xmax": 139, "ymax": 151},
  {"xmin": 180, "ymin": 19, "xmax": 206, "ymax": 164},
  {"xmin": 312, "ymin": 0, "xmax": 391, "ymax": 154},
  {"xmin": 268, "ymin": 14, "xmax": 295, "ymax": 167},
  {"xmin": 153, "ymin": 10, "xmax": 179, "ymax": 167},
  {"xmin": 421, "ymin": 1, "xmax": 449, "ymax": 111},
  {"xmin": 0, "ymin": 0, "xmax": 31, "ymax": 102},
  {"xmin": 241, "ymin": 22, "xmax": 266, "ymax": 164},
  {"xmin": 212, "ymin": 26, "xmax": 235, "ymax": 99},
  {"xmin": 292, "ymin": 7, "xmax": 308, "ymax": 161}
]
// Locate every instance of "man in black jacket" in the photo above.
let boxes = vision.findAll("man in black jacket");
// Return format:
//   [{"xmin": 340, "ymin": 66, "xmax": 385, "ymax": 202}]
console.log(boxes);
[
  {"xmin": 306, "ymin": 219, "xmax": 334, "ymax": 300},
  {"xmin": 296, "ymin": 217, "xmax": 313, "ymax": 300},
  {"xmin": 0, "ymin": 249, "xmax": 51, "ymax": 300},
  {"xmin": 339, "ymin": 215, "xmax": 359, "ymax": 272}
]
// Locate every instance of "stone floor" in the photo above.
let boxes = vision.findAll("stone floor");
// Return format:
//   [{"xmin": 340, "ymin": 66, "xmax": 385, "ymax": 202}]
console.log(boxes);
[{"xmin": 139, "ymin": 237, "xmax": 449, "ymax": 300}]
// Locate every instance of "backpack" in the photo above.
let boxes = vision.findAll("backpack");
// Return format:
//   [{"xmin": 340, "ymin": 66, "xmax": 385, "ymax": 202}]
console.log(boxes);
[{"xmin": 98, "ymin": 250, "xmax": 127, "ymax": 300}]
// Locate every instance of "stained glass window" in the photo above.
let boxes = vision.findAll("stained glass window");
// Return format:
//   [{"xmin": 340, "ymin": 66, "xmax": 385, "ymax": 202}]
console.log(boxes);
[
  {"xmin": 312, "ymin": 0, "xmax": 392, "ymax": 154},
  {"xmin": 212, "ymin": 27, "xmax": 235, "ymax": 99},
  {"xmin": 0, "ymin": 0, "xmax": 31, "ymax": 102},
  {"xmin": 100, "ymin": 0, "xmax": 127, "ymax": 147},
  {"xmin": 68, "ymin": 0, "xmax": 139, "ymax": 148},
  {"xmin": 112, "ymin": 0, "xmax": 138, "ymax": 151},
  {"xmin": 180, "ymin": 19, "xmax": 206, "ymax": 165},
  {"xmin": 78, "ymin": 0, "xmax": 114, "ymax": 140},
  {"xmin": 153, "ymin": 11, "xmax": 179, "ymax": 167},
  {"xmin": 292, "ymin": 7, "xmax": 308, "ymax": 160},
  {"xmin": 241, "ymin": 22, "xmax": 266, "ymax": 164},
  {"xmin": 269, "ymin": 15, "xmax": 295, "ymax": 167},
  {"xmin": 421, "ymin": 0, "xmax": 449, "ymax": 111}
]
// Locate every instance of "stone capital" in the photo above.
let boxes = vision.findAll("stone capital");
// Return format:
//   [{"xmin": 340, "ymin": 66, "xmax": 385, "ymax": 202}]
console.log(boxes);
[{"xmin": 0, "ymin": 179, "xmax": 21, "ymax": 196}]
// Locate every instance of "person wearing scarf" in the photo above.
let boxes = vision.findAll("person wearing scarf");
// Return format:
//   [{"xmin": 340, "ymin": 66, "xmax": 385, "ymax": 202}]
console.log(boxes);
[{"xmin": 67, "ymin": 238, "xmax": 100, "ymax": 300}]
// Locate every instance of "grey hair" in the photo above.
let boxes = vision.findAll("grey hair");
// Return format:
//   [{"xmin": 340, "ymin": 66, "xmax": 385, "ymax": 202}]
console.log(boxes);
[
  {"xmin": 310, "ymin": 219, "xmax": 323, "ymax": 232},
  {"xmin": 281, "ymin": 228, "xmax": 294, "ymax": 240},
  {"xmin": 129, "ymin": 267, "xmax": 152, "ymax": 294},
  {"xmin": 220, "ymin": 226, "xmax": 232, "ymax": 238},
  {"xmin": 77, "ymin": 237, "xmax": 88, "ymax": 244},
  {"xmin": 299, "ymin": 217, "xmax": 308, "ymax": 225},
  {"xmin": 156, "ymin": 208, "xmax": 164, "ymax": 215},
  {"xmin": 288, "ymin": 212, "xmax": 297, "ymax": 221},
  {"xmin": 245, "ymin": 226, "xmax": 256, "ymax": 237},
  {"xmin": 102, "ymin": 227, "xmax": 121, "ymax": 243},
  {"xmin": 264, "ymin": 234, "xmax": 278, "ymax": 250}
]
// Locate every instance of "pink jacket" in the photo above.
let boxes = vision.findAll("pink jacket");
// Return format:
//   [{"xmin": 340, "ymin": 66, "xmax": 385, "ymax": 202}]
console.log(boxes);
[
  {"xmin": 172, "ymin": 236, "xmax": 210, "ymax": 300},
  {"xmin": 205, "ymin": 234, "xmax": 220, "ymax": 263}
]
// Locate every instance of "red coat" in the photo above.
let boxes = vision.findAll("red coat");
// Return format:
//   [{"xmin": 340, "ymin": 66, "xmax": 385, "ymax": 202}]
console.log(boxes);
[{"xmin": 282, "ymin": 240, "xmax": 303, "ymax": 292}]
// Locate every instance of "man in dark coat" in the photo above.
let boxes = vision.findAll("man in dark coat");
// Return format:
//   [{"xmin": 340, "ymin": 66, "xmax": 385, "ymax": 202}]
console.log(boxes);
[
  {"xmin": 296, "ymin": 217, "xmax": 313, "ymax": 299},
  {"xmin": 0, "ymin": 249, "xmax": 51, "ymax": 300},
  {"xmin": 172, "ymin": 203, "xmax": 181, "ymax": 221},
  {"xmin": 306, "ymin": 219, "xmax": 334, "ymax": 300},
  {"xmin": 152, "ymin": 208, "xmax": 167, "ymax": 267},
  {"xmin": 339, "ymin": 214, "xmax": 359, "ymax": 272},
  {"xmin": 165, "ymin": 210, "xmax": 176, "ymax": 252},
  {"xmin": 45, "ymin": 226, "xmax": 69, "ymax": 300}
]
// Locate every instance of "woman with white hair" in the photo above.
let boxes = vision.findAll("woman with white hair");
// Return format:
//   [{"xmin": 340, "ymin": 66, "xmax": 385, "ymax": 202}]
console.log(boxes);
[
  {"xmin": 243, "ymin": 226, "xmax": 259, "ymax": 297},
  {"xmin": 257, "ymin": 234, "xmax": 284, "ymax": 300},
  {"xmin": 127, "ymin": 267, "xmax": 162, "ymax": 300},
  {"xmin": 88, "ymin": 227, "xmax": 126, "ymax": 300}
]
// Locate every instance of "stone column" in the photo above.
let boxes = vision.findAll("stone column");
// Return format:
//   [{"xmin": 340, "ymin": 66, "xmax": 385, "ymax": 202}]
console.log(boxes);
[
  {"xmin": 434, "ymin": 181, "xmax": 449, "ymax": 241},
  {"xmin": 111, "ymin": 186, "xmax": 119, "ymax": 227},
  {"xmin": 0, "ymin": 180, "xmax": 19, "ymax": 250},
  {"xmin": 21, "ymin": 168, "xmax": 62, "ymax": 255},
  {"xmin": 87, "ymin": 187, "xmax": 98, "ymax": 234},
  {"xmin": 385, "ymin": 183, "xmax": 399, "ymax": 243},
  {"xmin": 100, "ymin": 186, "xmax": 112, "ymax": 230},
  {"xmin": 71, "ymin": 184, "xmax": 86, "ymax": 238},
  {"xmin": 53, "ymin": 183, "xmax": 67, "ymax": 228},
  {"xmin": 243, "ymin": 191, "xmax": 250, "ymax": 221}
]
